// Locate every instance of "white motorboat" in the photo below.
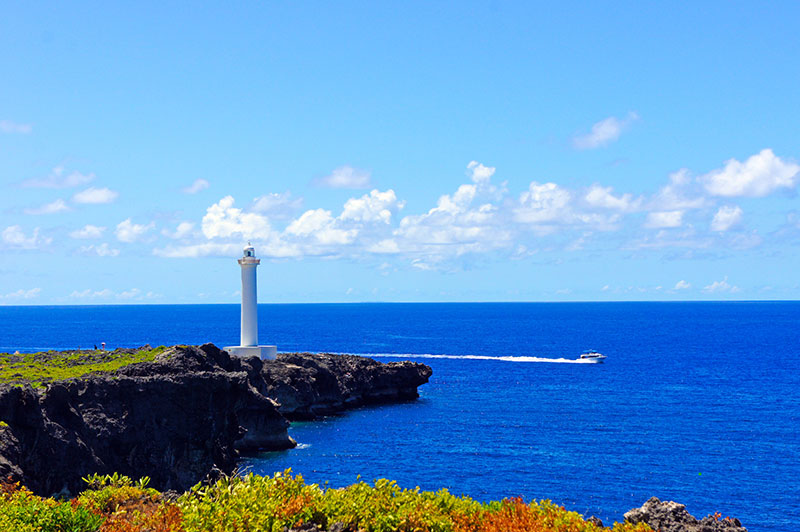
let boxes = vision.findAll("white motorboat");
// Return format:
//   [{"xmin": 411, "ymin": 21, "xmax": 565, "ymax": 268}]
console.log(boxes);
[{"xmin": 579, "ymin": 350, "xmax": 607, "ymax": 363}]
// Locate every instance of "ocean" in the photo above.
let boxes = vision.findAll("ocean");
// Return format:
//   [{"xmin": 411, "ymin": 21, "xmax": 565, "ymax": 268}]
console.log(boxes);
[{"xmin": 1, "ymin": 302, "xmax": 797, "ymax": 531}]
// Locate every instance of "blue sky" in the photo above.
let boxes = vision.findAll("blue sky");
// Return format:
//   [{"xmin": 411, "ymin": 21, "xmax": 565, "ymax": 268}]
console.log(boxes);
[{"xmin": 2, "ymin": 2, "xmax": 799, "ymax": 304}]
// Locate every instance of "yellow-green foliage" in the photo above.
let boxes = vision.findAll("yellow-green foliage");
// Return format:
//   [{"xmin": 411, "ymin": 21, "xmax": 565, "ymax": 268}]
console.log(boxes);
[
  {"xmin": 0, "ymin": 346, "xmax": 166, "ymax": 388},
  {"xmin": 0, "ymin": 481, "xmax": 102, "ymax": 532},
  {"xmin": 0, "ymin": 470, "xmax": 654, "ymax": 532},
  {"xmin": 177, "ymin": 470, "xmax": 654, "ymax": 532}
]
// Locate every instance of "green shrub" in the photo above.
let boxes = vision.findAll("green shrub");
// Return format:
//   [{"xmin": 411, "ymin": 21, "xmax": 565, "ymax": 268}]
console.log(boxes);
[{"xmin": 0, "ymin": 481, "xmax": 102, "ymax": 532}]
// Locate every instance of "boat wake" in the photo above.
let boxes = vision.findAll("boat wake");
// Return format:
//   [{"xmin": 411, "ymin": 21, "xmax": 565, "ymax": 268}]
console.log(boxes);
[{"xmin": 362, "ymin": 353, "xmax": 601, "ymax": 364}]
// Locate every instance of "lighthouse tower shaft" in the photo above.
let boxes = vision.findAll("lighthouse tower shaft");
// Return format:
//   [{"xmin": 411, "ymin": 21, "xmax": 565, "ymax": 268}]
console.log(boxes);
[
  {"xmin": 225, "ymin": 245, "xmax": 276, "ymax": 360},
  {"xmin": 239, "ymin": 257, "xmax": 259, "ymax": 346}
]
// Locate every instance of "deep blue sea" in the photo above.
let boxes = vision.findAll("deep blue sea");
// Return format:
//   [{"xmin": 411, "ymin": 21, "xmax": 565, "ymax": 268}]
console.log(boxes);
[{"xmin": 1, "ymin": 302, "xmax": 798, "ymax": 531}]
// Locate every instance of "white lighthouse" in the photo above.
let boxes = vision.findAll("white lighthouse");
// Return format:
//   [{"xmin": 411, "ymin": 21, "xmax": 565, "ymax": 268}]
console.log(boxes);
[{"xmin": 225, "ymin": 244, "xmax": 277, "ymax": 360}]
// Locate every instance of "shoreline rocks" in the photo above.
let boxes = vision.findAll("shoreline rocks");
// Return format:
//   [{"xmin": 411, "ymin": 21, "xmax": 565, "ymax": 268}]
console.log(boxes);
[
  {"xmin": 624, "ymin": 497, "xmax": 748, "ymax": 532},
  {"xmin": 0, "ymin": 344, "xmax": 432, "ymax": 495}
]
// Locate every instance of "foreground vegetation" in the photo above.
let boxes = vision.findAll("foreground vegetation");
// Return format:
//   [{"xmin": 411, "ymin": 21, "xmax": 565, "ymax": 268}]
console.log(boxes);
[
  {"xmin": 0, "ymin": 470, "xmax": 652, "ymax": 532},
  {"xmin": 0, "ymin": 346, "xmax": 167, "ymax": 388}
]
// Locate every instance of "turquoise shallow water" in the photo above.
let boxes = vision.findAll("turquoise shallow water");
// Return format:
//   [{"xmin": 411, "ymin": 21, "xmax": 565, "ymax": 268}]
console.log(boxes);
[{"xmin": 2, "ymin": 302, "xmax": 798, "ymax": 531}]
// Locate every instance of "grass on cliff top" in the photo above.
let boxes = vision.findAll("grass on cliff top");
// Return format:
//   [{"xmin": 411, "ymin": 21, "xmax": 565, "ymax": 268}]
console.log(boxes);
[
  {"xmin": 0, "ymin": 345, "xmax": 167, "ymax": 388},
  {"xmin": 0, "ymin": 470, "xmax": 656, "ymax": 532}
]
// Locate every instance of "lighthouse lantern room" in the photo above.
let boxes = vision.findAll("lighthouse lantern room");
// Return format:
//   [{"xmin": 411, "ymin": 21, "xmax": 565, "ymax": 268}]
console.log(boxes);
[{"xmin": 225, "ymin": 244, "xmax": 277, "ymax": 359}]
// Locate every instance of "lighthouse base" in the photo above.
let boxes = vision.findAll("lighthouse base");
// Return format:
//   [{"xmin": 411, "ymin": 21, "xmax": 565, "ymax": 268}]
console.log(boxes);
[{"xmin": 224, "ymin": 345, "xmax": 278, "ymax": 360}]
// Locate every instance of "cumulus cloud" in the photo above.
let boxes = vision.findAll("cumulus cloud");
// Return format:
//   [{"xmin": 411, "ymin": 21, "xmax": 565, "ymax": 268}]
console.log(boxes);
[
  {"xmin": 584, "ymin": 185, "xmax": 641, "ymax": 212},
  {"xmin": 467, "ymin": 161, "xmax": 496, "ymax": 183},
  {"xmin": 182, "ymin": 178, "xmax": 210, "ymax": 194},
  {"xmin": 645, "ymin": 210, "xmax": 683, "ymax": 229},
  {"xmin": 316, "ymin": 165, "xmax": 372, "ymax": 189},
  {"xmin": 396, "ymin": 163, "xmax": 511, "ymax": 256},
  {"xmin": 700, "ymin": 149, "xmax": 800, "ymax": 197},
  {"xmin": 340, "ymin": 189, "xmax": 404, "ymax": 223},
  {"xmin": 162, "ymin": 221, "xmax": 195, "ymax": 239},
  {"xmin": 285, "ymin": 209, "xmax": 356, "ymax": 245},
  {"xmin": 70, "ymin": 225, "xmax": 106, "ymax": 239},
  {"xmin": 24, "ymin": 198, "xmax": 70, "ymax": 215},
  {"xmin": 703, "ymin": 276, "xmax": 740, "ymax": 294},
  {"xmin": 649, "ymin": 169, "xmax": 707, "ymax": 211},
  {"xmin": 115, "ymin": 218, "xmax": 154, "ymax": 243},
  {"xmin": 515, "ymin": 182, "xmax": 572, "ymax": 224},
  {"xmin": 1, "ymin": 225, "xmax": 52, "ymax": 250},
  {"xmin": 21, "ymin": 166, "xmax": 95, "ymax": 189},
  {"xmin": 79, "ymin": 243, "xmax": 120, "ymax": 257},
  {"xmin": 674, "ymin": 280, "xmax": 691, "ymax": 290},
  {"xmin": 572, "ymin": 112, "xmax": 639, "ymax": 150},
  {"xmin": 73, "ymin": 187, "xmax": 119, "ymax": 204},
  {"xmin": 202, "ymin": 196, "xmax": 273, "ymax": 240},
  {"xmin": 148, "ymin": 155, "xmax": 800, "ymax": 267},
  {"xmin": 0, "ymin": 119, "xmax": 33, "ymax": 134},
  {"xmin": 711, "ymin": 205, "xmax": 743, "ymax": 232}
]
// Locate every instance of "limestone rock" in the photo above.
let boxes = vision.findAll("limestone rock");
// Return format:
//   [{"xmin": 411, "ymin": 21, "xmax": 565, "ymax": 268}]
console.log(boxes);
[
  {"xmin": 625, "ymin": 497, "xmax": 747, "ymax": 532},
  {"xmin": 0, "ymin": 344, "xmax": 432, "ymax": 496}
]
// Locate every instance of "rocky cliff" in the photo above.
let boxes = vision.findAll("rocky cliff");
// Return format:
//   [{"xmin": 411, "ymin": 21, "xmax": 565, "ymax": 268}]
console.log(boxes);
[{"xmin": 0, "ymin": 344, "xmax": 432, "ymax": 496}]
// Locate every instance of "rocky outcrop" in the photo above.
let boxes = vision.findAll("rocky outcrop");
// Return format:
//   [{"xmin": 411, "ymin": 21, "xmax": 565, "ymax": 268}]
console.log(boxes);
[
  {"xmin": 624, "ymin": 497, "xmax": 748, "ymax": 532},
  {"xmin": 0, "ymin": 344, "xmax": 431, "ymax": 495},
  {"xmin": 262, "ymin": 352, "xmax": 433, "ymax": 419}
]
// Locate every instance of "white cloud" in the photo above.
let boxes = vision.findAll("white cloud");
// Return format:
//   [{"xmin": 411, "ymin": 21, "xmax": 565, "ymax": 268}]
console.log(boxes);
[
  {"xmin": 79, "ymin": 243, "xmax": 120, "ymax": 257},
  {"xmin": 572, "ymin": 112, "xmax": 639, "ymax": 150},
  {"xmin": 202, "ymin": 196, "xmax": 273, "ymax": 240},
  {"xmin": 340, "ymin": 189, "xmax": 404, "ymax": 223},
  {"xmin": 118, "ymin": 288, "xmax": 142, "ymax": 299},
  {"xmin": 0, "ymin": 119, "xmax": 32, "ymax": 134},
  {"xmin": 700, "ymin": 149, "xmax": 800, "ymax": 197},
  {"xmin": 24, "ymin": 198, "xmax": 70, "ymax": 215},
  {"xmin": 514, "ymin": 182, "xmax": 572, "ymax": 224},
  {"xmin": 316, "ymin": 165, "xmax": 372, "ymax": 189},
  {"xmin": 0, "ymin": 288, "xmax": 41, "ymax": 301},
  {"xmin": 703, "ymin": 276, "xmax": 740, "ymax": 294},
  {"xmin": 67, "ymin": 288, "xmax": 159, "ymax": 300},
  {"xmin": 73, "ymin": 187, "xmax": 119, "ymax": 204},
  {"xmin": 584, "ymin": 185, "xmax": 641, "ymax": 211},
  {"xmin": 1, "ymin": 225, "xmax": 52, "ymax": 250},
  {"xmin": 711, "ymin": 205, "xmax": 743, "ymax": 232},
  {"xmin": 285, "ymin": 208, "xmax": 356, "ymax": 245},
  {"xmin": 21, "ymin": 166, "xmax": 95, "ymax": 189},
  {"xmin": 162, "ymin": 221, "xmax": 195, "ymax": 239},
  {"xmin": 393, "ymin": 165, "xmax": 513, "ymax": 262},
  {"xmin": 182, "ymin": 178, "xmax": 210, "ymax": 194},
  {"xmin": 115, "ymin": 218, "xmax": 154, "ymax": 243},
  {"xmin": 251, "ymin": 191, "xmax": 303, "ymax": 218},
  {"xmin": 69, "ymin": 288, "xmax": 114, "ymax": 299},
  {"xmin": 70, "ymin": 224, "xmax": 106, "ymax": 239},
  {"xmin": 674, "ymin": 280, "xmax": 691, "ymax": 290},
  {"xmin": 645, "ymin": 210, "xmax": 683, "ymax": 228},
  {"xmin": 467, "ymin": 161, "xmax": 496, "ymax": 183},
  {"xmin": 650, "ymin": 169, "xmax": 707, "ymax": 211}
]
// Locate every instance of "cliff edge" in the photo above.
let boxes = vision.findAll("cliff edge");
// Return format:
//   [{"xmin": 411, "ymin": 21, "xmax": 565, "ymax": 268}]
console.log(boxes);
[{"xmin": 0, "ymin": 344, "xmax": 432, "ymax": 495}]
